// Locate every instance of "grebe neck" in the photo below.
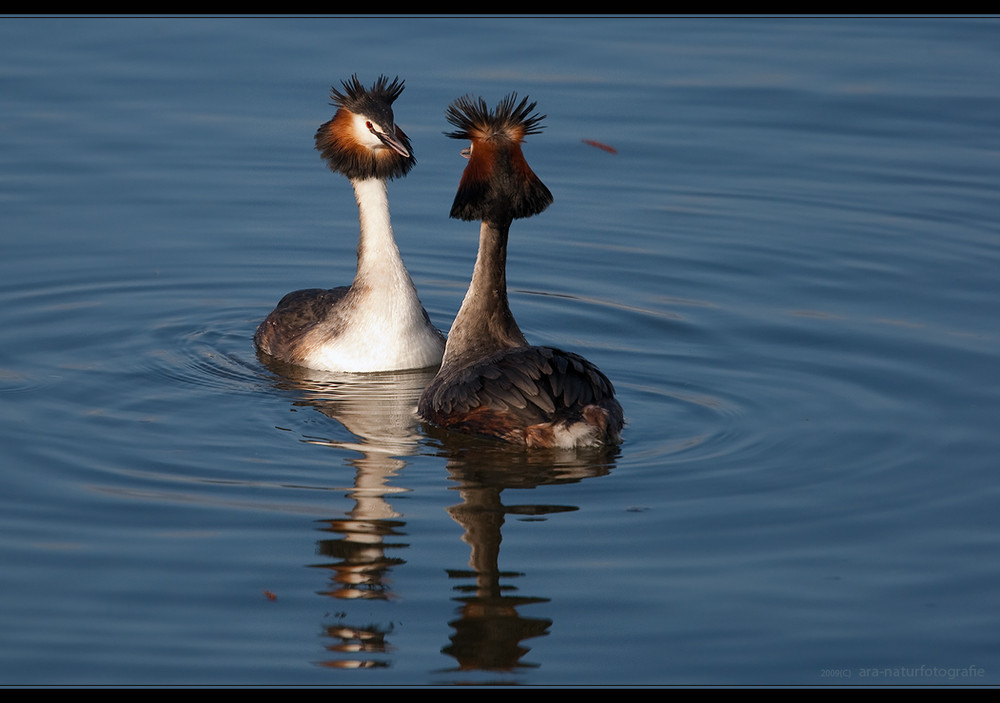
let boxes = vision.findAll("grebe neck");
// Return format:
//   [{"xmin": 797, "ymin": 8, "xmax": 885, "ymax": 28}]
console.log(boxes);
[
  {"xmin": 287, "ymin": 174, "xmax": 442, "ymax": 373},
  {"xmin": 443, "ymin": 219, "xmax": 527, "ymax": 365},
  {"xmin": 351, "ymin": 177, "xmax": 408, "ymax": 283}
]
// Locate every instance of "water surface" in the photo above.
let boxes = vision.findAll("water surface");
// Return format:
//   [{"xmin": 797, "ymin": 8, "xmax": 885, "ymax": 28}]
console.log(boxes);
[{"xmin": 1, "ymin": 16, "xmax": 999, "ymax": 686}]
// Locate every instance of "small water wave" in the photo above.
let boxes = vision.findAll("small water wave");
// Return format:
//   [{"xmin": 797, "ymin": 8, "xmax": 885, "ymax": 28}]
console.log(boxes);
[{"xmin": 145, "ymin": 311, "xmax": 267, "ymax": 396}]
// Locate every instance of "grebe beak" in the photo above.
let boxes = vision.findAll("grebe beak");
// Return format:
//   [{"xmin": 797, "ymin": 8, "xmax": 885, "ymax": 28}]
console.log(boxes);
[{"xmin": 369, "ymin": 123, "xmax": 410, "ymax": 158}]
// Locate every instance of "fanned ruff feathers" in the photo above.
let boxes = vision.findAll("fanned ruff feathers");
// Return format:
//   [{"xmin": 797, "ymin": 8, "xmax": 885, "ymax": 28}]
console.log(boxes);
[
  {"xmin": 315, "ymin": 74, "xmax": 416, "ymax": 181},
  {"xmin": 446, "ymin": 93, "xmax": 553, "ymax": 224}
]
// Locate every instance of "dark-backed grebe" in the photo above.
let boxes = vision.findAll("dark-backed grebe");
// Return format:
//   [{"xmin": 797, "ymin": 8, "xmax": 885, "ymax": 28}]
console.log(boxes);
[
  {"xmin": 254, "ymin": 75, "xmax": 445, "ymax": 372},
  {"xmin": 418, "ymin": 94, "xmax": 623, "ymax": 448}
]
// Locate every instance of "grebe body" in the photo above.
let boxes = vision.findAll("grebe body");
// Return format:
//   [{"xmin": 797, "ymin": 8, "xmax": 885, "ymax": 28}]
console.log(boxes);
[
  {"xmin": 254, "ymin": 75, "xmax": 445, "ymax": 372},
  {"xmin": 418, "ymin": 94, "xmax": 623, "ymax": 448}
]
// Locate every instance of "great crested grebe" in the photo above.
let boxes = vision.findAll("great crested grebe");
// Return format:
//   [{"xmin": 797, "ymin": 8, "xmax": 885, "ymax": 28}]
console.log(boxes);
[
  {"xmin": 418, "ymin": 94, "xmax": 623, "ymax": 448},
  {"xmin": 254, "ymin": 75, "xmax": 445, "ymax": 372}
]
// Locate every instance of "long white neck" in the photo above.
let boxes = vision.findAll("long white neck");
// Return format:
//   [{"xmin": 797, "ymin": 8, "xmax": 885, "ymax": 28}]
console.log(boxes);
[
  {"xmin": 351, "ymin": 177, "xmax": 412, "ymax": 290},
  {"xmin": 301, "ymin": 176, "xmax": 443, "ymax": 372}
]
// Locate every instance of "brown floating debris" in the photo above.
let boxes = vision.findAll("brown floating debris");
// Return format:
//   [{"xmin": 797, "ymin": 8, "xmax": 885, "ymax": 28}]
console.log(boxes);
[{"xmin": 582, "ymin": 138, "xmax": 617, "ymax": 154}]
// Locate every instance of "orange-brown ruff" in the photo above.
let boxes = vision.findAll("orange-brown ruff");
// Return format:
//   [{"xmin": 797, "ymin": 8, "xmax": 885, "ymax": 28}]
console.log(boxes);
[
  {"xmin": 314, "ymin": 75, "xmax": 414, "ymax": 182},
  {"xmin": 418, "ymin": 94, "xmax": 623, "ymax": 448},
  {"xmin": 254, "ymin": 75, "xmax": 445, "ymax": 372}
]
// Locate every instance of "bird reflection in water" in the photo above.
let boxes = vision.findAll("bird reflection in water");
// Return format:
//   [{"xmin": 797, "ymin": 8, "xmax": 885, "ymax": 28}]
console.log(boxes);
[
  {"xmin": 438, "ymin": 437, "xmax": 617, "ymax": 676},
  {"xmin": 259, "ymin": 355, "xmax": 433, "ymax": 670},
  {"xmin": 258, "ymin": 355, "xmax": 618, "ymax": 675}
]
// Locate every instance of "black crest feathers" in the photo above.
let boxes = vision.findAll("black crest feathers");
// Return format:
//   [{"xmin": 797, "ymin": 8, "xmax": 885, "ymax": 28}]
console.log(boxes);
[{"xmin": 331, "ymin": 74, "xmax": 405, "ymax": 124}]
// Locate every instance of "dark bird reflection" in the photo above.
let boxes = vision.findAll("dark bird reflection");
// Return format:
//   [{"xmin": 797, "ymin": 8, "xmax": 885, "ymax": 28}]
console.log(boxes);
[{"xmin": 434, "ymin": 436, "xmax": 618, "ymax": 677}]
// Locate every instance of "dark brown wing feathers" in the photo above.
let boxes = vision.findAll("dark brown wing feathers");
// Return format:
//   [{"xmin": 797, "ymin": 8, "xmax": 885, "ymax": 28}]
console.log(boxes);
[
  {"xmin": 419, "ymin": 345, "xmax": 616, "ymax": 428},
  {"xmin": 253, "ymin": 286, "xmax": 350, "ymax": 361}
]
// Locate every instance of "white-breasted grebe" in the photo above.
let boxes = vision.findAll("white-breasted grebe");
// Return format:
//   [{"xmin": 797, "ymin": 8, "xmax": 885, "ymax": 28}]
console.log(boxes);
[
  {"xmin": 254, "ymin": 75, "xmax": 445, "ymax": 372},
  {"xmin": 418, "ymin": 94, "xmax": 623, "ymax": 448}
]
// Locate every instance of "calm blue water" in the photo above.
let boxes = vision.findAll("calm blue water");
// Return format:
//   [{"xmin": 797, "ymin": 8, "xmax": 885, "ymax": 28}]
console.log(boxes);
[{"xmin": 2, "ymin": 16, "xmax": 999, "ymax": 686}]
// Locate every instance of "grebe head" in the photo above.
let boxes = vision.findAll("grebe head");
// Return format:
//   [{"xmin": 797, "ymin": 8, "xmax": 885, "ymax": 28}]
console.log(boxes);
[
  {"xmin": 315, "ymin": 74, "xmax": 416, "ymax": 181},
  {"xmin": 445, "ymin": 93, "xmax": 553, "ymax": 225}
]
